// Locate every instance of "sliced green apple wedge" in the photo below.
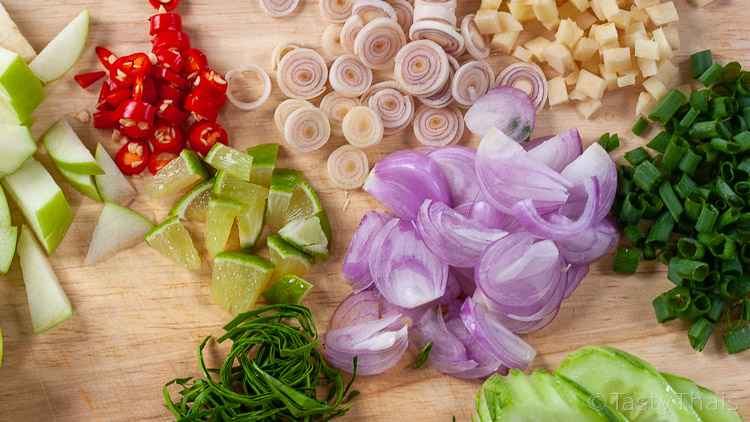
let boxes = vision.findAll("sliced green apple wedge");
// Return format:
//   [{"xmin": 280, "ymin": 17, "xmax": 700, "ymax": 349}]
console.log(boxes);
[
  {"xmin": 0, "ymin": 46, "xmax": 44, "ymax": 125},
  {"xmin": 0, "ymin": 3, "xmax": 36, "ymax": 62},
  {"xmin": 145, "ymin": 216, "xmax": 201, "ymax": 270},
  {"xmin": 0, "ymin": 225, "xmax": 18, "ymax": 274},
  {"xmin": 43, "ymin": 119, "xmax": 102, "ymax": 175},
  {"xmin": 0, "ymin": 184, "xmax": 10, "ymax": 226},
  {"xmin": 56, "ymin": 167, "xmax": 100, "ymax": 202},
  {"xmin": 2, "ymin": 158, "xmax": 73, "ymax": 254},
  {"xmin": 94, "ymin": 144, "xmax": 136, "ymax": 207},
  {"xmin": 17, "ymin": 226, "xmax": 73, "ymax": 334},
  {"xmin": 0, "ymin": 123, "xmax": 36, "ymax": 177},
  {"xmin": 85, "ymin": 203, "xmax": 153, "ymax": 265},
  {"xmin": 29, "ymin": 10, "xmax": 89, "ymax": 83}
]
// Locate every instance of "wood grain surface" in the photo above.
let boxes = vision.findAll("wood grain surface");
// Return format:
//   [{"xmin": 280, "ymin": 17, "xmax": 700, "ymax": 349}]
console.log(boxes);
[{"xmin": 0, "ymin": 0, "xmax": 749, "ymax": 420}]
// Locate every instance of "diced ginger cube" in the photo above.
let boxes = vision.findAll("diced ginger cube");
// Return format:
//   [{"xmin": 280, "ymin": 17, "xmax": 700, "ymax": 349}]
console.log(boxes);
[
  {"xmin": 498, "ymin": 12, "xmax": 524, "ymax": 31},
  {"xmin": 626, "ymin": 21, "xmax": 646, "ymax": 35},
  {"xmin": 475, "ymin": 10, "xmax": 503, "ymax": 34},
  {"xmin": 508, "ymin": 0, "xmax": 537, "ymax": 22},
  {"xmin": 575, "ymin": 11, "xmax": 598, "ymax": 30},
  {"xmin": 590, "ymin": 0, "xmax": 605, "ymax": 20},
  {"xmin": 636, "ymin": 91, "xmax": 655, "ymax": 116},
  {"xmin": 637, "ymin": 57, "xmax": 658, "ymax": 77},
  {"xmin": 654, "ymin": 60, "xmax": 680, "ymax": 87},
  {"xmin": 570, "ymin": 0, "xmax": 590, "ymax": 11},
  {"xmin": 570, "ymin": 89, "xmax": 588, "ymax": 101},
  {"xmin": 599, "ymin": 65, "xmax": 618, "ymax": 90},
  {"xmin": 596, "ymin": 0, "xmax": 620, "ymax": 20},
  {"xmin": 512, "ymin": 46, "xmax": 534, "ymax": 62},
  {"xmin": 611, "ymin": 10, "xmax": 631, "ymax": 29},
  {"xmin": 543, "ymin": 42, "xmax": 575, "ymax": 74},
  {"xmin": 558, "ymin": 2, "xmax": 579, "ymax": 19},
  {"xmin": 573, "ymin": 37, "xmax": 599, "ymax": 61},
  {"xmin": 580, "ymin": 57, "xmax": 602, "ymax": 74},
  {"xmin": 525, "ymin": 36, "xmax": 552, "ymax": 62},
  {"xmin": 624, "ymin": 30, "xmax": 646, "ymax": 48},
  {"xmin": 689, "ymin": 0, "xmax": 717, "ymax": 6},
  {"xmin": 566, "ymin": 70, "xmax": 580, "ymax": 86},
  {"xmin": 602, "ymin": 47, "xmax": 632, "ymax": 73},
  {"xmin": 635, "ymin": 39, "xmax": 659, "ymax": 60},
  {"xmin": 576, "ymin": 99, "xmax": 603, "ymax": 119},
  {"xmin": 556, "ymin": 19, "xmax": 584, "ymax": 48},
  {"xmin": 617, "ymin": 73, "xmax": 637, "ymax": 87},
  {"xmin": 548, "ymin": 77, "xmax": 569, "ymax": 106},
  {"xmin": 662, "ymin": 25, "xmax": 680, "ymax": 50},
  {"xmin": 533, "ymin": 0, "xmax": 560, "ymax": 29},
  {"xmin": 491, "ymin": 31, "xmax": 521, "ymax": 54},
  {"xmin": 634, "ymin": 0, "xmax": 660, "ymax": 7},
  {"xmin": 575, "ymin": 69, "xmax": 608, "ymax": 99},
  {"xmin": 645, "ymin": 2, "xmax": 679, "ymax": 26},
  {"xmin": 592, "ymin": 23, "xmax": 619, "ymax": 49},
  {"xmin": 481, "ymin": 0, "xmax": 504, "ymax": 9},
  {"xmin": 652, "ymin": 28, "xmax": 673, "ymax": 60}
]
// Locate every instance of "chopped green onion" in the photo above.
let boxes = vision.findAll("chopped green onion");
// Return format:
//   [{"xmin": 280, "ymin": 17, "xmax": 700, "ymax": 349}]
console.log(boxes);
[
  {"xmin": 690, "ymin": 50, "xmax": 713, "ymax": 78},
  {"xmin": 684, "ymin": 193, "xmax": 706, "ymax": 221},
  {"xmin": 674, "ymin": 174, "xmax": 698, "ymax": 199},
  {"xmin": 647, "ymin": 131, "xmax": 671, "ymax": 152},
  {"xmin": 669, "ymin": 259, "xmax": 710, "ymax": 282},
  {"xmin": 653, "ymin": 294, "xmax": 677, "ymax": 323},
  {"xmin": 706, "ymin": 296, "xmax": 725, "ymax": 322},
  {"xmin": 743, "ymin": 299, "xmax": 750, "ymax": 321},
  {"xmin": 678, "ymin": 107, "xmax": 700, "ymax": 132},
  {"xmin": 719, "ymin": 275, "xmax": 740, "ymax": 300},
  {"xmin": 647, "ymin": 212, "xmax": 675, "ymax": 245},
  {"xmin": 711, "ymin": 97, "xmax": 731, "ymax": 120},
  {"xmin": 623, "ymin": 225, "xmax": 645, "ymax": 244},
  {"xmin": 624, "ymin": 147, "xmax": 650, "ymax": 166},
  {"xmin": 619, "ymin": 193, "xmax": 645, "ymax": 225},
  {"xmin": 677, "ymin": 238, "xmax": 705, "ymax": 260},
  {"xmin": 720, "ymin": 161, "xmax": 735, "ymax": 182},
  {"xmin": 717, "ymin": 207, "xmax": 741, "ymax": 230},
  {"xmin": 640, "ymin": 192, "xmax": 664, "ymax": 218},
  {"xmin": 690, "ymin": 90, "xmax": 709, "ymax": 113},
  {"xmin": 649, "ymin": 90, "xmax": 687, "ymax": 125},
  {"xmin": 658, "ymin": 182, "xmax": 683, "ymax": 221},
  {"xmin": 684, "ymin": 292, "xmax": 712, "ymax": 320},
  {"xmin": 632, "ymin": 117, "xmax": 650, "ymax": 136},
  {"xmin": 695, "ymin": 203, "xmax": 719, "ymax": 233},
  {"xmin": 598, "ymin": 133, "xmax": 620, "ymax": 152},
  {"xmin": 708, "ymin": 234, "xmax": 736, "ymax": 260},
  {"xmin": 613, "ymin": 247, "xmax": 641, "ymax": 274},
  {"xmin": 633, "ymin": 161, "xmax": 662, "ymax": 192},
  {"xmin": 661, "ymin": 137, "xmax": 688, "ymax": 173},
  {"xmin": 741, "ymin": 243, "xmax": 750, "ymax": 264},
  {"xmin": 710, "ymin": 138, "xmax": 741, "ymax": 154},
  {"xmin": 744, "ymin": 106, "xmax": 750, "ymax": 129},
  {"xmin": 735, "ymin": 181, "xmax": 750, "ymax": 197},
  {"xmin": 413, "ymin": 342, "xmax": 432, "ymax": 369},
  {"xmin": 725, "ymin": 325, "xmax": 750, "ymax": 354},
  {"xmin": 715, "ymin": 178, "xmax": 745, "ymax": 208},
  {"xmin": 722, "ymin": 62, "xmax": 742, "ymax": 83},
  {"xmin": 667, "ymin": 286, "xmax": 692, "ymax": 314},
  {"xmin": 689, "ymin": 121, "xmax": 721, "ymax": 140},
  {"xmin": 697, "ymin": 63, "xmax": 723, "ymax": 86},
  {"xmin": 688, "ymin": 318, "xmax": 714, "ymax": 352},
  {"xmin": 678, "ymin": 148, "xmax": 702, "ymax": 176},
  {"xmin": 738, "ymin": 157, "xmax": 750, "ymax": 174},
  {"xmin": 721, "ymin": 254, "xmax": 743, "ymax": 276}
]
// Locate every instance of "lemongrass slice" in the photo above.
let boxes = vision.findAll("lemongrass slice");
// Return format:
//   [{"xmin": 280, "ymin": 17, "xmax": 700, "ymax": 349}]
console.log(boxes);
[
  {"xmin": 274, "ymin": 99, "xmax": 315, "ymax": 133},
  {"xmin": 277, "ymin": 48, "xmax": 329, "ymax": 100},
  {"xmin": 452, "ymin": 60, "xmax": 494, "ymax": 107},
  {"xmin": 354, "ymin": 17, "xmax": 407, "ymax": 70},
  {"xmin": 224, "ymin": 66, "xmax": 272, "ymax": 111},
  {"xmin": 461, "ymin": 14, "xmax": 490, "ymax": 60},
  {"xmin": 320, "ymin": 0, "xmax": 353, "ymax": 23},
  {"xmin": 413, "ymin": 0, "xmax": 457, "ymax": 26},
  {"xmin": 342, "ymin": 105, "xmax": 384, "ymax": 148},
  {"xmin": 284, "ymin": 107, "xmax": 332, "ymax": 152},
  {"xmin": 352, "ymin": 0, "xmax": 397, "ymax": 22},
  {"xmin": 409, "ymin": 20, "xmax": 464, "ymax": 56},
  {"xmin": 271, "ymin": 43, "xmax": 301, "ymax": 71},
  {"xmin": 341, "ymin": 15, "xmax": 366, "ymax": 53},
  {"xmin": 495, "ymin": 62, "xmax": 549, "ymax": 112},
  {"xmin": 322, "ymin": 24, "xmax": 347, "ymax": 61},
  {"xmin": 413, "ymin": 105, "xmax": 464, "ymax": 147},
  {"xmin": 259, "ymin": 0, "xmax": 300, "ymax": 18},
  {"xmin": 390, "ymin": 0, "xmax": 414, "ymax": 34},
  {"xmin": 327, "ymin": 145, "xmax": 369, "ymax": 190},
  {"xmin": 394, "ymin": 40, "xmax": 450, "ymax": 97},
  {"xmin": 321, "ymin": 92, "xmax": 361, "ymax": 136},
  {"xmin": 417, "ymin": 74, "xmax": 452, "ymax": 108},
  {"xmin": 367, "ymin": 87, "xmax": 415, "ymax": 136},
  {"xmin": 360, "ymin": 80, "xmax": 400, "ymax": 103},
  {"xmin": 330, "ymin": 54, "xmax": 373, "ymax": 97}
]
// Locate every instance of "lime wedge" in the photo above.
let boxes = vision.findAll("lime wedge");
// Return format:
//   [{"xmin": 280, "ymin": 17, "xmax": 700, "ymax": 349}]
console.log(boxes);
[
  {"xmin": 211, "ymin": 252, "xmax": 275, "ymax": 314},
  {"xmin": 146, "ymin": 149, "xmax": 209, "ymax": 198},
  {"xmin": 169, "ymin": 179, "xmax": 213, "ymax": 222},
  {"xmin": 206, "ymin": 197, "xmax": 243, "ymax": 257},
  {"xmin": 246, "ymin": 143, "xmax": 279, "ymax": 186},
  {"xmin": 213, "ymin": 171, "xmax": 269, "ymax": 249},
  {"xmin": 267, "ymin": 234, "xmax": 314, "ymax": 279},
  {"xmin": 266, "ymin": 170, "xmax": 324, "ymax": 229},
  {"xmin": 278, "ymin": 213, "xmax": 331, "ymax": 258},
  {"xmin": 263, "ymin": 275, "xmax": 313, "ymax": 305},
  {"xmin": 204, "ymin": 143, "xmax": 253, "ymax": 181},
  {"xmin": 145, "ymin": 216, "xmax": 201, "ymax": 270}
]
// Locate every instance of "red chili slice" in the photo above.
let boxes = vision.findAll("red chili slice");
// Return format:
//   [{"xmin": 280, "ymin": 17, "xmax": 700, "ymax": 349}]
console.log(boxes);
[
  {"xmin": 132, "ymin": 76, "xmax": 158, "ymax": 104},
  {"xmin": 95, "ymin": 46, "xmax": 118, "ymax": 70},
  {"xmin": 183, "ymin": 91, "xmax": 222, "ymax": 122},
  {"xmin": 150, "ymin": 121, "xmax": 185, "ymax": 154},
  {"xmin": 105, "ymin": 88, "xmax": 133, "ymax": 109},
  {"xmin": 193, "ymin": 68, "xmax": 228, "ymax": 96},
  {"xmin": 148, "ymin": 0, "xmax": 179, "ymax": 12},
  {"xmin": 188, "ymin": 121, "xmax": 228, "ymax": 156},
  {"xmin": 74, "ymin": 71, "xmax": 106, "ymax": 89},
  {"xmin": 148, "ymin": 152, "xmax": 179, "ymax": 175},
  {"xmin": 96, "ymin": 80, "xmax": 114, "ymax": 110},
  {"xmin": 112, "ymin": 53, "xmax": 153, "ymax": 86},
  {"xmin": 117, "ymin": 100, "xmax": 157, "ymax": 140},
  {"xmin": 154, "ymin": 47, "xmax": 184, "ymax": 73},
  {"xmin": 93, "ymin": 110, "xmax": 118, "ymax": 129},
  {"xmin": 151, "ymin": 30, "xmax": 190, "ymax": 52},
  {"xmin": 149, "ymin": 13, "xmax": 182, "ymax": 35},
  {"xmin": 182, "ymin": 48, "xmax": 208, "ymax": 80},
  {"xmin": 153, "ymin": 65, "xmax": 188, "ymax": 89},
  {"xmin": 156, "ymin": 98, "xmax": 189, "ymax": 125},
  {"xmin": 115, "ymin": 140, "xmax": 151, "ymax": 175},
  {"xmin": 157, "ymin": 82, "xmax": 185, "ymax": 103}
]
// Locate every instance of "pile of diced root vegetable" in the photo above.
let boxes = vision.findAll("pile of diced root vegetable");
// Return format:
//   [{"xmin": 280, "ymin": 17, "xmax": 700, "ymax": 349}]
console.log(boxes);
[{"xmin": 473, "ymin": 0, "xmax": 685, "ymax": 119}]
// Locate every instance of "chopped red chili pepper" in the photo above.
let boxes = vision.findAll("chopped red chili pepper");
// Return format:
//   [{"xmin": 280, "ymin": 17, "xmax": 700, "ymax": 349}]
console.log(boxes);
[
  {"xmin": 117, "ymin": 99, "xmax": 157, "ymax": 140},
  {"xmin": 193, "ymin": 68, "xmax": 228, "ymax": 96},
  {"xmin": 153, "ymin": 65, "xmax": 188, "ymax": 89},
  {"xmin": 74, "ymin": 71, "xmax": 106, "ymax": 89},
  {"xmin": 148, "ymin": 151, "xmax": 179, "ymax": 175},
  {"xmin": 105, "ymin": 88, "xmax": 133, "ymax": 109},
  {"xmin": 95, "ymin": 46, "xmax": 118, "ymax": 70},
  {"xmin": 154, "ymin": 47, "xmax": 184, "ymax": 73},
  {"xmin": 157, "ymin": 82, "xmax": 185, "ymax": 103},
  {"xmin": 156, "ymin": 98, "xmax": 189, "ymax": 125},
  {"xmin": 188, "ymin": 121, "xmax": 228, "ymax": 156},
  {"xmin": 93, "ymin": 110, "xmax": 118, "ymax": 129},
  {"xmin": 183, "ymin": 91, "xmax": 222, "ymax": 122},
  {"xmin": 148, "ymin": 0, "xmax": 179, "ymax": 12},
  {"xmin": 150, "ymin": 121, "xmax": 185, "ymax": 153},
  {"xmin": 182, "ymin": 48, "xmax": 208, "ymax": 80},
  {"xmin": 132, "ymin": 76, "xmax": 158, "ymax": 103},
  {"xmin": 112, "ymin": 53, "xmax": 152, "ymax": 86},
  {"xmin": 96, "ymin": 80, "xmax": 114, "ymax": 110},
  {"xmin": 149, "ymin": 12, "xmax": 182, "ymax": 35},
  {"xmin": 151, "ymin": 30, "xmax": 190, "ymax": 52},
  {"xmin": 116, "ymin": 140, "xmax": 150, "ymax": 175}
]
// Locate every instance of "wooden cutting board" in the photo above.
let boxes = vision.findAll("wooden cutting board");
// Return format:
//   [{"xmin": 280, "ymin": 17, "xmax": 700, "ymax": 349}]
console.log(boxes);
[{"xmin": 1, "ymin": 0, "xmax": 749, "ymax": 420}]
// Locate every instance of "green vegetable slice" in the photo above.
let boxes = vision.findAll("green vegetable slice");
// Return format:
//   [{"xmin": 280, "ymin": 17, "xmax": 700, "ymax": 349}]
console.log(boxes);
[
  {"xmin": 145, "ymin": 216, "xmax": 201, "ymax": 270},
  {"xmin": 213, "ymin": 171, "xmax": 269, "ymax": 249},
  {"xmin": 146, "ymin": 149, "xmax": 209, "ymax": 198},
  {"xmin": 206, "ymin": 197, "xmax": 243, "ymax": 257},
  {"xmin": 267, "ymin": 234, "xmax": 314, "ymax": 279},
  {"xmin": 662, "ymin": 372, "xmax": 742, "ymax": 422},
  {"xmin": 278, "ymin": 213, "xmax": 331, "ymax": 259},
  {"xmin": 246, "ymin": 143, "xmax": 279, "ymax": 186},
  {"xmin": 169, "ymin": 179, "xmax": 213, "ymax": 222},
  {"xmin": 204, "ymin": 143, "xmax": 253, "ymax": 181},
  {"xmin": 210, "ymin": 252, "xmax": 274, "ymax": 315}
]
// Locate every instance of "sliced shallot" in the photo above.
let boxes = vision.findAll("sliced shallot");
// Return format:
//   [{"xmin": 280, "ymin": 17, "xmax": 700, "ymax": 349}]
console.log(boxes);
[
  {"xmin": 274, "ymin": 98, "xmax": 314, "ymax": 133},
  {"xmin": 557, "ymin": 218, "xmax": 618, "ymax": 265},
  {"xmin": 427, "ymin": 146, "xmax": 481, "ymax": 206},
  {"xmin": 413, "ymin": 0, "xmax": 457, "ymax": 26},
  {"xmin": 322, "ymin": 24, "xmax": 347, "ymax": 60},
  {"xmin": 394, "ymin": 40, "xmax": 450, "ymax": 96},
  {"xmin": 320, "ymin": 0, "xmax": 353, "ymax": 23},
  {"xmin": 390, "ymin": 0, "xmax": 414, "ymax": 34},
  {"xmin": 367, "ymin": 87, "xmax": 415, "ymax": 136},
  {"xmin": 451, "ymin": 60, "xmax": 494, "ymax": 107},
  {"xmin": 342, "ymin": 105, "xmax": 384, "ymax": 148},
  {"xmin": 327, "ymin": 145, "xmax": 370, "ymax": 190},
  {"xmin": 465, "ymin": 87, "xmax": 536, "ymax": 141},
  {"xmin": 560, "ymin": 142, "xmax": 618, "ymax": 223},
  {"xmin": 354, "ymin": 17, "xmax": 407, "ymax": 70},
  {"xmin": 224, "ymin": 65, "xmax": 272, "ymax": 111},
  {"xmin": 461, "ymin": 14, "xmax": 490, "ymax": 60},
  {"xmin": 413, "ymin": 105, "xmax": 464, "ymax": 147},
  {"xmin": 258, "ymin": 0, "xmax": 300, "ymax": 18},
  {"xmin": 277, "ymin": 48, "xmax": 329, "ymax": 100},
  {"xmin": 352, "ymin": 0, "xmax": 397, "ymax": 21},
  {"xmin": 320, "ymin": 92, "xmax": 360, "ymax": 136},
  {"xmin": 283, "ymin": 106, "xmax": 332, "ymax": 152},
  {"xmin": 409, "ymin": 20, "xmax": 464, "ymax": 56},
  {"xmin": 329, "ymin": 54, "xmax": 373, "ymax": 97},
  {"xmin": 343, "ymin": 211, "xmax": 392, "ymax": 291},
  {"xmin": 526, "ymin": 129, "xmax": 583, "ymax": 172},
  {"xmin": 496, "ymin": 62, "xmax": 549, "ymax": 112}
]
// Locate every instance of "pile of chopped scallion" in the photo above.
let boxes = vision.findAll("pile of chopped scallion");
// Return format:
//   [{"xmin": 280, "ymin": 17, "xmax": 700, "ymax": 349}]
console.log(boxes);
[{"xmin": 611, "ymin": 50, "xmax": 750, "ymax": 355}]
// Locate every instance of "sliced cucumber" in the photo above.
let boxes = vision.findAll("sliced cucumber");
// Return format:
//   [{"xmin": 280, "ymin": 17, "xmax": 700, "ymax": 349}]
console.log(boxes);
[
  {"xmin": 662, "ymin": 372, "xmax": 743, "ymax": 422},
  {"xmin": 557, "ymin": 346, "xmax": 703, "ymax": 422}
]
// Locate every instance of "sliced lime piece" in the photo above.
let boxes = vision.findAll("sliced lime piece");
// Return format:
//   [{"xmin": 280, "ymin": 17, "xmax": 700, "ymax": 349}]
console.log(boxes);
[
  {"xmin": 263, "ymin": 275, "xmax": 313, "ymax": 305},
  {"xmin": 211, "ymin": 252, "xmax": 275, "ymax": 315},
  {"xmin": 204, "ymin": 143, "xmax": 253, "ymax": 181},
  {"xmin": 206, "ymin": 197, "xmax": 243, "ymax": 257},
  {"xmin": 146, "ymin": 149, "xmax": 209, "ymax": 198},
  {"xmin": 278, "ymin": 213, "xmax": 330, "ymax": 258},
  {"xmin": 246, "ymin": 143, "xmax": 279, "ymax": 186},
  {"xmin": 267, "ymin": 233, "xmax": 314, "ymax": 279},
  {"xmin": 213, "ymin": 171, "xmax": 269, "ymax": 249},
  {"xmin": 170, "ymin": 180, "xmax": 213, "ymax": 222},
  {"xmin": 145, "ymin": 216, "xmax": 201, "ymax": 270},
  {"xmin": 287, "ymin": 180, "xmax": 324, "ymax": 224},
  {"xmin": 266, "ymin": 170, "xmax": 324, "ymax": 229}
]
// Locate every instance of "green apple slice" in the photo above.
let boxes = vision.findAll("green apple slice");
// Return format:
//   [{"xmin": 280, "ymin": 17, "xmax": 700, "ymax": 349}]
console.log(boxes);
[
  {"xmin": 0, "ymin": 123, "xmax": 36, "ymax": 177},
  {"xmin": 85, "ymin": 203, "xmax": 153, "ymax": 265},
  {"xmin": 57, "ymin": 167, "xmax": 100, "ymax": 202},
  {"xmin": 0, "ymin": 47, "xmax": 43, "ymax": 125},
  {"xmin": 29, "ymin": 10, "xmax": 89, "ymax": 83},
  {"xmin": 145, "ymin": 216, "xmax": 201, "ymax": 270},
  {"xmin": 0, "ymin": 3, "xmax": 36, "ymax": 62},
  {"xmin": 206, "ymin": 197, "xmax": 243, "ymax": 257},
  {"xmin": 263, "ymin": 275, "xmax": 313, "ymax": 305},
  {"xmin": 94, "ymin": 144, "xmax": 136, "ymax": 207},
  {"xmin": 204, "ymin": 143, "xmax": 253, "ymax": 181},
  {"xmin": 246, "ymin": 143, "xmax": 279, "ymax": 186},
  {"xmin": 43, "ymin": 119, "xmax": 102, "ymax": 175},
  {"xmin": 17, "ymin": 226, "xmax": 73, "ymax": 334},
  {"xmin": 278, "ymin": 213, "xmax": 331, "ymax": 258},
  {"xmin": 213, "ymin": 171, "xmax": 268, "ymax": 249},
  {"xmin": 0, "ymin": 184, "xmax": 10, "ymax": 226},
  {"xmin": 2, "ymin": 158, "xmax": 73, "ymax": 254},
  {"xmin": 169, "ymin": 179, "xmax": 213, "ymax": 222},
  {"xmin": 211, "ymin": 252, "xmax": 274, "ymax": 315},
  {"xmin": 267, "ymin": 234, "xmax": 313, "ymax": 279},
  {"xmin": 146, "ymin": 149, "xmax": 209, "ymax": 198},
  {"xmin": 0, "ymin": 225, "xmax": 18, "ymax": 274}
]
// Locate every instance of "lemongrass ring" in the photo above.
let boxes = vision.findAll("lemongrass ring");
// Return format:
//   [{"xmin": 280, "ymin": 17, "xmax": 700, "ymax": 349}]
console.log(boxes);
[
  {"xmin": 274, "ymin": 99, "xmax": 315, "ymax": 133},
  {"xmin": 409, "ymin": 20, "xmax": 464, "ymax": 56},
  {"xmin": 330, "ymin": 54, "xmax": 374, "ymax": 97},
  {"xmin": 277, "ymin": 48, "xmax": 329, "ymax": 100},
  {"xmin": 451, "ymin": 60, "xmax": 494, "ymax": 107},
  {"xmin": 271, "ymin": 43, "xmax": 301, "ymax": 71},
  {"xmin": 327, "ymin": 145, "xmax": 370, "ymax": 190},
  {"xmin": 413, "ymin": 0, "xmax": 457, "ymax": 26},
  {"xmin": 390, "ymin": 0, "xmax": 414, "ymax": 34},
  {"xmin": 225, "ymin": 66, "xmax": 272, "ymax": 111},
  {"xmin": 354, "ymin": 17, "xmax": 407, "ymax": 70},
  {"xmin": 495, "ymin": 62, "xmax": 549, "ymax": 112},
  {"xmin": 394, "ymin": 40, "xmax": 450, "ymax": 96},
  {"xmin": 342, "ymin": 105, "xmax": 384, "ymax": 148},
  {"xmin": 416, "ymin": 55, "xmax": 459, "ymax": 108},
  {"xmin": 461, "ymin": 14, "xmax": 490, "ymax": 60},
  {"xmin": 284, "ymin": 107, "xmax": 332, "ymax": 152},
  {"xmin": 413, "ymin": 105, "xmax": 464, "ymax": 147},
  {"xmin": 341, "ymin": 15, "xmax": 366, "ymax": 53},
  {"xmin": 367, "ymin": 87, "xmax": 415, "ymax": 136},
  {"xmin": 322, "ymin": 24, "xmax": 346, "ymax": 61},
  {"xmin": 259, "ymin": 0, "xmax": 300, "ymax": 17},
  {"xmin": 352, "ymin": 0, "xmax": 397, "ymax": 22},
  {"xmin": 360, "ymin": 80, "xmax": 400, "ymax": 104},
  {"xmin": 321, "ymin": 92, "xmax": 361, "ymax": 136},
  {"xmin": 320, "ymin": 0, "xmax": 353, "ymax": 23}
]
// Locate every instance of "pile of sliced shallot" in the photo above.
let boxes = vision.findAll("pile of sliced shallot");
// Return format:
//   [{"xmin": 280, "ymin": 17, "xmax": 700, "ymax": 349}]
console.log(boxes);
[{"xmin": 324, "ymin": 90, "xmax": 619, "ymax": 378}]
